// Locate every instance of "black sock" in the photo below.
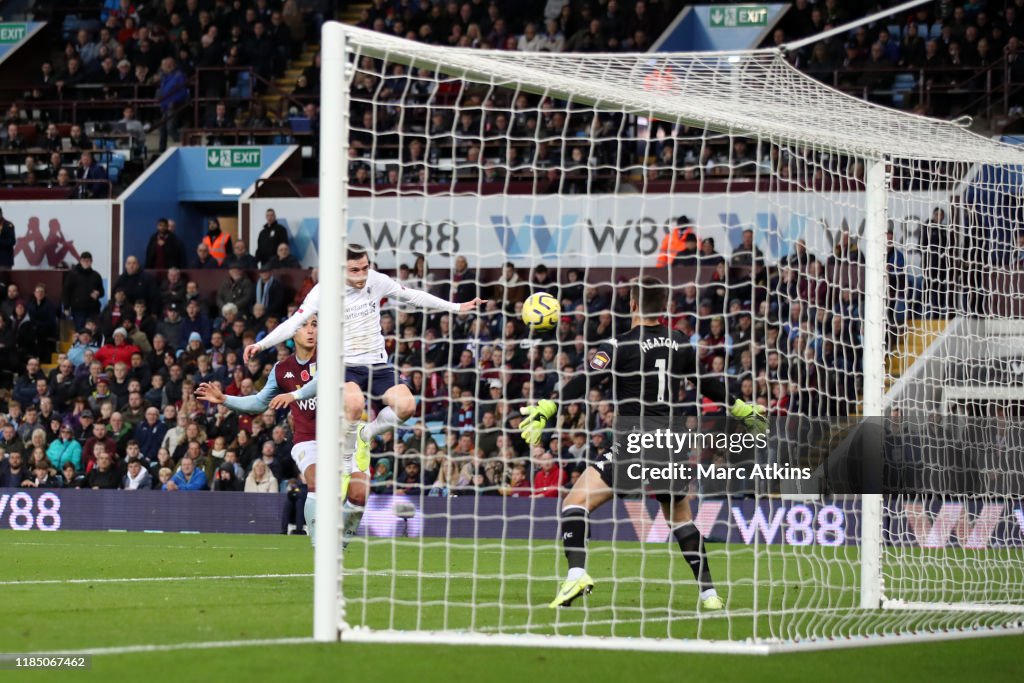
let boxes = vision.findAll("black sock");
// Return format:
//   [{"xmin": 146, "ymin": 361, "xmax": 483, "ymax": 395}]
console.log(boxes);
[
  {"xmin": 673, "ymin": 523, "xmax": 714, "ymax": 593},
  {"xmin": 561, "ymin": 506, "xmax": 588, "ymax": 571}
]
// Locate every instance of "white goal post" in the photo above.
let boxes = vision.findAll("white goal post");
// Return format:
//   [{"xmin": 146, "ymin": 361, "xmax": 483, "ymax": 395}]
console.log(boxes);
[{"xmin": 314, "ymin": 21, "xmax": 1024, "ymax": 651}]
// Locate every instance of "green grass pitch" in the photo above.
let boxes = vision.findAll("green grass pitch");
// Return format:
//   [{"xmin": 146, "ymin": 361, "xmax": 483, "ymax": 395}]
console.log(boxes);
[{"xmin": 2, "ymin": 530, "xmax": 1021, "ymax": 682}]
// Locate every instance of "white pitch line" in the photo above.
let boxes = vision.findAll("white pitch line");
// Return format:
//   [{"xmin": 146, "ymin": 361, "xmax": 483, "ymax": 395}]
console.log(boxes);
[
  {"xmin": 0, "ymin": 573, "xmax": 314, "ymax": 586},
  {"xmin": 8, "ymin": 541, "xmax": 291, "ymax": 551},
  {"xmin": 40, "ymin": 637, "xmax": 318, "ymax": 657}
]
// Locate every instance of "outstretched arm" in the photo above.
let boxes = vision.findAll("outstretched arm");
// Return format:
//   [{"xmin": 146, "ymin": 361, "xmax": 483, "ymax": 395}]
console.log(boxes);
[
  {"xmin": 268, "ymin": 374, "xmax": 317, "ymax": 410},
  {"xmin": 244, "ymin": 286, "xmax": 319, "ymax": 361},
  {"xmin": 382, "ymin": 272, "xmax": 485, "ymax": 313},
  {"xmin": 222, "ymin": 370, "xmax": 281, "ymax": 414}
]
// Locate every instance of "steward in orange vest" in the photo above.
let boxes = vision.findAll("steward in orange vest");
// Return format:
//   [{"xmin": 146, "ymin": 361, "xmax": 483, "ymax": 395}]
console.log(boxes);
[
  {"xmin": 655, "ymin": 216, "xmax": 700, "ymax": 267},
  {"xmin": 202, "ymin": 218, "xmax": 232, "ymax": 266}
]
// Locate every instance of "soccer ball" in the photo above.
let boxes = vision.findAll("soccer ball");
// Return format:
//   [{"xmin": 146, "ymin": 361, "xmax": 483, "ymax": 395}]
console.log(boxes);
[{"xmin": 521, "ymin": 292, "xmax": 560, "ymax": 332}]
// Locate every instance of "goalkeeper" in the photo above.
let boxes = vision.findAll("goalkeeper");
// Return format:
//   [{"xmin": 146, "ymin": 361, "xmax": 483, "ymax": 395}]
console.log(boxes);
[{"xmin": 519, "ymin": 276, "xmax": 767, "ymax": 609}]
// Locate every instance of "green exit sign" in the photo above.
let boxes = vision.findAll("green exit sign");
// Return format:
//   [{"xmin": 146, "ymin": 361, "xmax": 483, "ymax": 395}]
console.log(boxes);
[
  {"xmin": 206, "ymin": 147, "xmax": 262, "ymax": 169},
  {"xmin": 0, "ymin": 23, "xmax": 27, "ymax": 43},
  {"xmin": 709, "ymin": 6, "xmax": 769, "ymax": 27}
]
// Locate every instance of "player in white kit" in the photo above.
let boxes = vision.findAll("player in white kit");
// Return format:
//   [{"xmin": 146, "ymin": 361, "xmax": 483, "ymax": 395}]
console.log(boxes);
[{"xmin": 244, "ymin": 244, "xmax": 486, "ymax": 474}]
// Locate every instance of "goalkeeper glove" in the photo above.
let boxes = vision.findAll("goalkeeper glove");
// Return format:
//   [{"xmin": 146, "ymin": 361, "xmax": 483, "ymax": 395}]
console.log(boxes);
[
  {"xmin": 519, "ymin": 400, "xmax": 557, "ymax": 445},
  {"xmin": 730, "ymin": 399, "xmax": 768, "ymax": 434}
]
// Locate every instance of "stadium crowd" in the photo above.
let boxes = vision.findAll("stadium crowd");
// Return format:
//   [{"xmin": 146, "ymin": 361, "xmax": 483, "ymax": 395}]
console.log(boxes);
[
  {"xmin": 0, "ymin": 197, "xmax": 930, "ymax": 506},
  {"xmin": 1, "ymin": 0, "xmax": 1017, "ymax": 195}
]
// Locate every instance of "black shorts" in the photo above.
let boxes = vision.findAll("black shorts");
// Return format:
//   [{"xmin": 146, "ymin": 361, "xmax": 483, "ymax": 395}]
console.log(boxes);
[
  {"xmin": 345, "ymin": 364, "xmax": 399, "ymax": 399},
  {"xmin": 588, "ymin": 434, "xmax": 691, "ymax": 504}
]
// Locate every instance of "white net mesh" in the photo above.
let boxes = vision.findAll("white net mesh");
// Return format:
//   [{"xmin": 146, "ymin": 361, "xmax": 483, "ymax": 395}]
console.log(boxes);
[{"xmin": 325, "ymin": 24, "xmax": 1024, "ymax": 649}]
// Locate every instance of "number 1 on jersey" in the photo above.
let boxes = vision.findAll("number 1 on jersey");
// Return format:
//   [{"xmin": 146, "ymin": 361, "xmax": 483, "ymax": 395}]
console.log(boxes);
[{"xmin": 654, "ymin": 358, "xmax": 668, "ymax": 402}]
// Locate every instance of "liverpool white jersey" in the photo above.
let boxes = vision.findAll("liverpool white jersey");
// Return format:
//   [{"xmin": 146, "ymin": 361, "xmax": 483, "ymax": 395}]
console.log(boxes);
[{"xmin": 256, "ymin": 270, "xmax": 460, "ymax": 365}]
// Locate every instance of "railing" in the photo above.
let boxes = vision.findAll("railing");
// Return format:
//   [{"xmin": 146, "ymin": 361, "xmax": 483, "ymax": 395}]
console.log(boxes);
[
  {"xmin": 180, "ymin": 127, "xmax": 304, "ymax": 146},
  {"xmin": 0, "ymin": 145, "xmax": 125, "ymax": 197},
  {"xmin": 805, "ymin": 57, "xmax": 1017, "ymax": 120}
]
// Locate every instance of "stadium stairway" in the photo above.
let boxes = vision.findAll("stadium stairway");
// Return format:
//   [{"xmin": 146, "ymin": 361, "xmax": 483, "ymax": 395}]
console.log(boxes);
[
  {"xmin": 254, "ymin": 4, "xmax": 383, "ymax": 125},
  {"xmin": 886, "ymin": 319, "xmax": 949, "ymax": 388},
  {"xmin": 260, "ymin": 43, "xmax": 320, "ymax": 119},
  {"xmin": 41, "ymin": 319, "xmax": 76, "ymax": 374}
]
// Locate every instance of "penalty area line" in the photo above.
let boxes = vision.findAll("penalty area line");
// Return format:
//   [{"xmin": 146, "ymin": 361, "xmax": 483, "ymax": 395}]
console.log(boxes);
[
  {"xmin": 0, "ymin": 572, "xmax": 314, "ymax": 586},
  {"xmin": 42, "ymin": 637, "xmax": 319, "ymax": 657}
]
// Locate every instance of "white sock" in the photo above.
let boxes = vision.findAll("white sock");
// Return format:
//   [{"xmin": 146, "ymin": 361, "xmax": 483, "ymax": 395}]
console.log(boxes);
[
  {"xmin": 342, "ymin": 500, "xmax": 365, "ymax": 546},
  {"xmin": 304, "ymin": 491, "xmax": 316, "ymax": 547},
  {"xmin": 364, "ymin": 407, "xmax": 400, "ymax": 440},
  {"xmin": 700, "ymin": 588, "xmax": 719, "ymax": 601},
  {"xmin": 343, "ymin": 423, "xmax": 358, "ymax": 454},
  {"xmin": 566, "ymin": 567, "xmax": 586, "ymax": 582}
]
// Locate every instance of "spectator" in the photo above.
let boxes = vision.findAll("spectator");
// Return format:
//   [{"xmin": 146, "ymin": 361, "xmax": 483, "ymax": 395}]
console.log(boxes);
[
  {"xmin": 255, "ymin": 209, "xmax": 289, "ymax": 269},
  {"xmin": 267, "ymin": 242, "xmax": 300, "ymax": 269},
  {"xmin": 212, "ymin": 463, "xmax": 242, "ymax": 491},
  {"xmin": 227, "ymin": 239, "xmax": 258, "ymax": 270},
  {"xmin": 179, "ymin": 300, "xmax": 211, "ymax": 348},
  {"xmin": 113, "ymin": 255, "xmax": 158, "ymax": 314},
  {"xmin": 133, "ymin": 406, "xmax": 167, "ymax": 461},
  {"xmin": 192, "ymin": 242, "xmax": 221, "ymax": 269},
  {"xmin": 201, "ymin": 218, "xmax": 232, "ymax": 267},
  {"xmin": 156, "ymin": 302, "xmax": 184, "ymax": 349},
  {"xmin": 62, "ymin": 251, "xmax": 104, "ymax": 330},
  {"xmin": 502, "ymin": 464, "xmax": 532, "ymax": 497},
  {"xmin": 75, "ymin": 151, "xmax": 109, "ymax": 199},
  {"xmin": 27, "ymin": 284, "xmax": 59, "ymax": 351},
  {"xmin": 532, "ymin": 449, "xmax": 565, "ymax": 497},
  {"xmin": 47, "ymin": 423, "xmax": 82, "ymax": 472},
  {"xmin": 25, "ymin": 459, "xmax": 62, "ymax": 488},
  {"xmin": 0, "ymin": 208, "xmax": 15, "ymax": 269},
  {"xmin": 13, "ymin": 356, "xmax": 45, "ymax": 405},
  {"xmin": 217, "ymin": 265, "xmax": 256, "ymax": 313},
  {"xmin": 95, "ymin": 328, "xmax": 140, "ymax": 368},
  {"xmin": 157, "ymin": 56, "xmax": 188, "ymax": 151},
  {"xmin": 84, "ymin": 447, "xmax": 121, "ymax": 489},
  {"xmin": 144, "ymin": 218, "xmax": 187, "ymax": 269},
  {"xmin": 83, "ymin": 423, "xmax": 118, "ymax": 472},
  {"xmin": 204, "ymin": 101, "xmax": 235, "ymax": 145},
  {"xmin": 0, "ymin": 451, "xmax": 29, "ymax": 487},
  {"xmin": 100, "ymin": 288, "xmax": 131, "ymax": 339},
  {"xmin": 253, "ymin": 264, "xmax": 289, "ymax": 318},
  {"xmin": 123, "ymin": 457, "xmax": 153, "ymax": 489},
  {"xmin": 0, "ymin": 423, "xmax": 24, "ymax": 456},
  {"xmin": 160, "ymin": 267, "xmax": 188, "ymax": 310},
  {"xmin": 63, "ymin": 462, "xmax": 85, "ymax": 488},
  {"xmin": 165, "ymin": 454, "xmax": 208, "ymax": 491},
  {"xmin": 244, "ymin": 458, "xmax": 278, "ymax": 492},
  {"xmin": 395, "ymin": 459, "xmax": 423, "ymax": 494}
]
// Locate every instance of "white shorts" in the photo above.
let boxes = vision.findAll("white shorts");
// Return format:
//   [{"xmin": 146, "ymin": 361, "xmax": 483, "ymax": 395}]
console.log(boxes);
[{"xmin": 290, "ymin": 441, "xmax": 370, "ymax": 477}]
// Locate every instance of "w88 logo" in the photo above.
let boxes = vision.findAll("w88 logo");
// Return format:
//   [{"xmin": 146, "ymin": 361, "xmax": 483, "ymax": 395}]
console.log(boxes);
[{"xmin": 0, "ymin": 492, "xmax": 62, "ymax": 531}]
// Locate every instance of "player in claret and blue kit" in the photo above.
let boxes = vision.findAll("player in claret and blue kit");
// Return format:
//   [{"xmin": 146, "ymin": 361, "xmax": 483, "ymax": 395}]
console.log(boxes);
[
  {"xmin": 198, "ymin": 316, "xmax": 368, "ymax": 547},
  {"xmin": 243, "ymin": 244, "xmax": 486, "ymax": 491},
  {"xmin": 518, "ymin": 276, "xmax": 768, "ymax": 610}
]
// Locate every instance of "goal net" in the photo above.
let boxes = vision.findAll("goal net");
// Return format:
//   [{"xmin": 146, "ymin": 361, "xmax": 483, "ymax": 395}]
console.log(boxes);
[{"xmin": 314, "ymin": 22, "xmax": 1024, "ymax": 652}]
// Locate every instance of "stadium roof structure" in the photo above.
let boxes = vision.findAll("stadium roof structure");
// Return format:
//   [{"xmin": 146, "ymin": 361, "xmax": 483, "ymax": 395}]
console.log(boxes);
[{"xmin": 341, "ymin": 25, "xmax": 1024, "ymax": 166}]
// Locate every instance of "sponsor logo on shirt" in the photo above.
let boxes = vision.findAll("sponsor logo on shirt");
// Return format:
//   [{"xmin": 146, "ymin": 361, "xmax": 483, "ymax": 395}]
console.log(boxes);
[{"xmin": 283, "ymin": 372, "xmax": 294, "ymax": 379}]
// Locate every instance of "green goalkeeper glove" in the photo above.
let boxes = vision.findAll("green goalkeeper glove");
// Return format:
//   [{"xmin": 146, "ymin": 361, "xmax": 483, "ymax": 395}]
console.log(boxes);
[
  {"xmin": 519, "ymin": 400, "xmax": 558, "ymax": 445},
  {"xmin": 730, "ymin": 399, "xmax": 768, "ymax": 434}
]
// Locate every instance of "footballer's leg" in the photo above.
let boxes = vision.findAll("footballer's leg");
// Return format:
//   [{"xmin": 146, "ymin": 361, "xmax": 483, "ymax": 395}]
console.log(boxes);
[
  {"xmin": 550, "ymin": 466, "xmax": 614, "ymax": 608},
  {"xmin": 341, "ymin": 461, "xmax": 370, "ymax": 549},
  {"xmin": 366, "ymin": 381, "xmax": 413, "ymax": 439},
  {"xmin": 343, "ymin": 378, "xmax": 367, "ymax": 462},
  {"xmin": 355, "ymin": 367, "xmax": 408, "ymax": 476},
  {"xmin": 291, "ymin": 443, "xmax": 318, "ymax": 546},
  {"xmin": 662, "ymin": 496, "xmax": 722, "ymax": 610}
]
